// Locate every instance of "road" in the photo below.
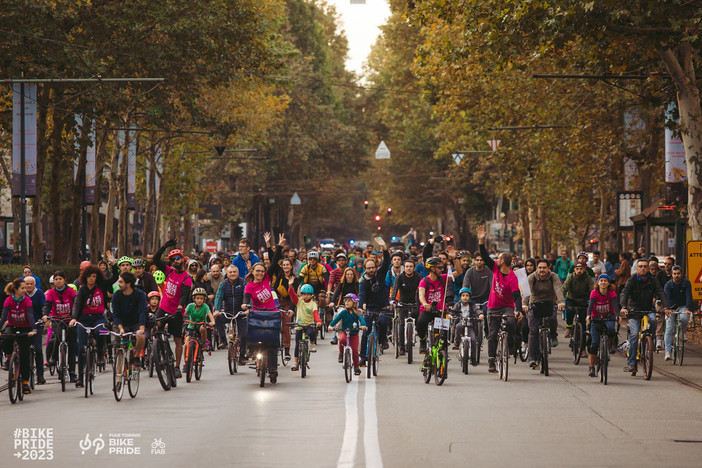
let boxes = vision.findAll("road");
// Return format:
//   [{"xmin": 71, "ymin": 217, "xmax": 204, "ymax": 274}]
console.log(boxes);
[{"xmin": 2, "ymin": 327, "xmax": 702, "ymax": 467}]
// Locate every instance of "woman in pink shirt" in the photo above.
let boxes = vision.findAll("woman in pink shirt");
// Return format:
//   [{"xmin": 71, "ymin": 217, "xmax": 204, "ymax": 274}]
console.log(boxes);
[
  {"xmin": 586, "ymin": 274, "xmax": 619, "ymax": 377},
  {"xmin": 243, "ymin": 262, "xmax": 280, "ymax": 381}
]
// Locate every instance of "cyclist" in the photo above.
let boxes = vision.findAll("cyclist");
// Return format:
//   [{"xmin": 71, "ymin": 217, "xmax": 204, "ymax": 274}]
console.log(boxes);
[
  {"xmin": 107, "ymin": 254, "xmax": 134, "ymax": 285},
  {"xmin": 385, "ymin": 250, "xmax": 404, "ymax": 293},
  {"xmin": 586, "ymin": 274, "xmax": 619, "ymax": 377},
  {"xmin": 70, "ymin": 265, "xmax": 112, "ymax": 386},
  {"xmin": 450, "ymin": 251, "xmax": 472, "ymax": 303},
  {"xmin": 328, "ymin": 293, "xmax": 367, "ymax": 376},
  {"xmin": 42, "ymin": 270, "xmax": 78, "ymax": 382},
  {"xmin": 449, "ymin": 287, "xmax": 483, "ymax": 358},
  {"xmin": 232, "ymin": 237, "xmax": 260, "ymax": 278},
  {"xmin": 1, "ymin": 278, "xmax": 39, "ymax": 394},
  {"xmin": 390, "ymin": 257, "xmax": 421, "ymax": 355},
  {"xmin": 153, "ymin": 239, "xmax": 193, "ymax": 379},
  {"xmin": 184, "ymin": 288, "xmax": 215, "ymax": 363},
  {"xmin": 23, "ymin": 275, "xmax": 46, "ymax": 385},
  {"xmin": 147, "ymin": 291, "xmax": 161, "ymax": 316},
  {"xmin": 332, "ymin": 268, "xmax": 359, "ymax": 305},
  {"xmin": 209, "ymin": 264, "xmax": 224, "ymax": 296},
  {"xmin": 620, "ymin": 258, "xmax": 669, "ymax": 375},
  {"xmin": 288, "ymin": 284, "xmax": 322, "ymax": 370},
  {"xmin": 358, "ymin": 237, "xmax": 390, "ymax": 366},
  {"xmin": 663, "ymin": 265, "xmax": 692, "ymax": 361},
  {"xmin": 523, "ymin": 259, "xmax": 565, "ymax": 369},
  {"xmin": 132, "ymin": 258, "xmax": 158, "ymax": 294},
  {"xmin": 111, "ymin": 271, "xmax": 147, "ymax": 366},
  {"xmin": 561, "ymin": 262, "xmax": 594, "ymax": 339},
  {"xmin": 214, "ymin": 265, "xmax": 247, "ymax": 358},
  {"xmin": 242, "ymin": 262, "xmax": 279, "ymax": 380},
  {"xmin": 569, "ymin": 252, "xmax": 595, "ymax": 277},
  {"xmin": 416, "ymin": 256, "xmax": 449, "ymax": 353},
  {"xmin": 299, "ymin": 250, "xmax": 329, "ymax": 295},
  {"xmin": 462, "ymin": 249, "xmax": 492, "ymax": 338},
  {"xmin": 476, "ymin": 225, "xmax": 522, "ymax": 374},
  {"xmin": 588, "ymin": 250, "xmax": 607, "ymax": 276},
  {"xmin": 327, "ymin": 252, "xmax": 350, "ymax": 345}
]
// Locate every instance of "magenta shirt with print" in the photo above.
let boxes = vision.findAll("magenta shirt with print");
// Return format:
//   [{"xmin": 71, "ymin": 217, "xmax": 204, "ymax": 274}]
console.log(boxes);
[
  {"xmin": 46, "ymin": 287, "xmax": 77, "ymax": 317},
  {"xmin": 3, "ymin": 296, "xmax": 34, "ymax": 327},
  {"xmin": 419, "ymin": 274, "xmax": 449, "ymax": 312},
  {"xmin": 160, "ymin": 266, "xmax": 193, "ymax": 315},
  {"xmin": 82, "ymin": 287, "xmax": 106, "ymax": 315},
  {"xmin": 590, "ymin": 289, "xmax": 617, "ymax": 318},
  {"xmin": 244, "ymin": 273, "xmax": 276, "ymax": 309},
  {"xmin": 487, "ymin": 267, "xmax": 519, "ymax": 309}
]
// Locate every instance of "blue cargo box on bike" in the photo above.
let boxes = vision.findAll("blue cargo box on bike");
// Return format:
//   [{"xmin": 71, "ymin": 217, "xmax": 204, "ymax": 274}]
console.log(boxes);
[{"xmin": 247, "ymin": 310, "xmax": 281, "ymax": 348}]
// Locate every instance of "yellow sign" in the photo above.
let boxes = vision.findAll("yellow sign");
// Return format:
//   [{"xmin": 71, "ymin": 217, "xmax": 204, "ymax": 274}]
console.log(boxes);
[{"xmin": 688, "ymin": 241, "xmax": 702, "ymax": 301}]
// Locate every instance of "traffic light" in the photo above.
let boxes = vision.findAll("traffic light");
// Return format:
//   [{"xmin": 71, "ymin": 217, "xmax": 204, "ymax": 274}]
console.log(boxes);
[
  {"xmin": 387, "ymin": 207, "xmax": 392, "ymax": 217},
  {"xmin": 375, "ymin": 215, "xmax": 381, "ymax": 222},
  {"xmin": 377, "ymin": 226, "xmax": 382, "ymax": 231},
  {"xmin": 364, "ymin": 200, "xmax": 369, "ymax": 210}
]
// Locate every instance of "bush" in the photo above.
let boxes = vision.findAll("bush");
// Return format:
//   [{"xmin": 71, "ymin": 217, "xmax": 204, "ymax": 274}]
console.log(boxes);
[{"xmin": 0, "ymin": 264, "xmax": 81, "ymax": 291}]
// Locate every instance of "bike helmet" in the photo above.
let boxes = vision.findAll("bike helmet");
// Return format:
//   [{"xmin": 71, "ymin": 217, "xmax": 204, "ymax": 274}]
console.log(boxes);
[
  {"xmin": 168, "ymin": 249, "xmax": 184, "ymax": 259},
  {"xmin": 68, "ymin": 284, "xmax": 78, "ymax": 293},
  {"xmin": 577, "ymin": 251, "xmax": 588, "ymax": 259},
  {"xmin": 113, "ymin": 284, "xmax": 120, "ymax": 292},
  {"xmin": 80, "ymin": 260, "xmax": 91, "ymax": 270},
  {"xmin": 132, "ymin": 258, "xmax": 145, "ymax": 267},
  {"xmin": 153, "ymin": 270, "xmax": 165, "ymax": 284},
  {"xmin": 457, "ymin": 251, "xmax": 470, "ymax": 259},
  {"xmin": 117, "ymin": 256, "xmax": 133, "ymax": 266},
  {"xmin": 49, "ymin": 275, "xmax": 54, "ymax": 284},
  {"xmin": 343, "ymin": 293, "xmax": 359, "ymax": 303},
  {"xmin": 192, "ymin": 287, "xmax": 207, "ymax": 297},
  {"xmin": 307, "ymin": 251, "xmax": 319, "ymax": 259},
  {"xmin": 425, "ymin": 257, "xmax": 441, "ymax": 268},
  {"xmin": 459, "ymin": 287, "xmax": 472, "ymax": 296},
  {"xmin": 147, "ymin": 291, "xmax": 161, "ymax": 299},
  {"xmin": 300, "ymin": 284, "xmax": 314, "ymax": 294}
]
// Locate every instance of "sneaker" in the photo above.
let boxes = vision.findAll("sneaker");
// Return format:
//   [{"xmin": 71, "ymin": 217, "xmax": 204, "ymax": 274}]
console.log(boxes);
[
  {"xmin": 588, "ymin": 366, "xmax": 596, "ymax": 378},
  {"xmin": 75, "ymin": 376, "xmax": 84, "ymax": 388},
  {"xmin": 419, "ymin": 341, "xmax": 427, "ymax": 354},
  {"xmin": 182, "ymin": 364, "xmax": 188, "ymax": 373},
  {"xmin": 683, "ymin": 332, "xmax": 688, "ymax": 342},
  {"xmin": 338, "ymin": 353, "xmax": 343, "ymax": 363},
  {"xmin": 47, "ymin": 359, "xmax": 56, "ymax": 368},
  {"xmin": 354, "ymin": 367, "xmax": 361, "ymax": 375},
  {"xmin": 23, "ymin": 382, "xmax": 31, "ymax": 394},
  {"xmin": 310, "ymin": 344, "xmax": 317, "ymax": 353},
  {"xmin": 551, "ymin": 336, "xmax": 559, "ymax": 348},
  {"xmin": 656, "ymin": 337, "xmax": 663, "ymax": 350},
  {"xmin": 381, "ymin": 342, "xmax": 389, "ymax": 350},
  {"xmin": 284, "ymin": 351, "xmax": 291, "ymax": 361},
  {"xmin": 174, "ymin": 367, "xmax": 182, "ymax": 379},
  {"xmin": 291, "ymin": 365, "xmax": 299, "ymax": 371},
  {"xmin": 330, "ymin": 337, "xmax": 339, "ymax": 345},
  {"xmin": 359, "ymin": 360, "xmax": 366, "ymax": 368},
  {"xmin": 218, "ymin": 342, "xmax": 227, "ymax": 350},
  {"xmin": 529, "ymin": 360, "xmax": 537, "ymax": 369},
  {"xmin": 399, "ymin": 348, "xmax": 405, "ymax": 356},
  {"xmin": 488, "ymin": 359, "xmax": 497, "ymax": 373},
  {"xmin": 238, "ymin": 358, "xmax": 247, "ymax": 366},
  {"xmin": 521, "ymin": 342, "xmax": 528, "ymax": 354},
  {"xmin": 1, "ymin": 361, "xmax": 8, "ymax": 371},
  {"xmin": 452, "ymin": 344, "xmax": 460, "ymax": 350},
  {"xmin": 564, "ymin": 328, "xmax": 572, "ymax": 338},
  {"xmin": 623, "ymin": 365, "xmax": 637, "ymax": 375},
  {"xmin": 665, "ymin": 352, "xmax": 671, "ymax": 361},
  {"xmin": 37, "ymin": 375, "xmax": 46, "ymax": 385},
  {"xmin": 69, "ymin": 373, "xmax": 77, "ymax": 383}
]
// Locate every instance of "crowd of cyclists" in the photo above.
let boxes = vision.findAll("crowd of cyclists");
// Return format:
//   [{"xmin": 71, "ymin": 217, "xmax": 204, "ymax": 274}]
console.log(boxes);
[{"xmin": 0, "ymin": 225, "xmax": 698, "ymax": 396}]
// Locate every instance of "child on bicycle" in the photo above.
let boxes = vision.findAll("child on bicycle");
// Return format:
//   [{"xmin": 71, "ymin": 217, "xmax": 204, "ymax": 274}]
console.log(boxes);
[
  {"xmin": 288, "ymin": 283, "xmax": 321, "ymax": 371},
  {"xmin": 328, "ymin": 293, "xmax": 366, "ymax": 375},
  {"xmin": 450, "ymin": 288, "xmax": 483, "ymax": 352},
  {"xmin": 184, "ymin": 288, "xmax": 215, "ymax": 353}
]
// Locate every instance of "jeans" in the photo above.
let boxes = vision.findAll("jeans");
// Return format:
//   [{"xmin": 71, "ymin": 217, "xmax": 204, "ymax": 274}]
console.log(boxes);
[
  {"xmin": 527, "ymin": 308, "xmax": 558, "ymax": 362},
  {"xmin": 338, "ymin": 332, "xmax": 360, "ymax": 367},
  {"xmin": 76, "ymin": 314, "xmax": 108, "ymax": 376},
  {"xmin": 396, "ymin": 304, "xmax": 419, "ymax": 349},
  {"xmin": 565, "ymin": 300, "xmax": 587, "ymax": 328},
  {"xmin": 32, "ymin": 323, "xmax": 45, "ymax": 378},
  {"xmin": 589, "ymin": 320, "xmax": 616, "ymax": 355},
  {"xmin": 665, "ymin": 307, "xmax": 689, "ymax": 353},
  {"xmin": 48, "ymin": 320, "xmax": 77, "ymax": 376},
  {"xmin": 487, "ymin": 308, "xmax": 515, "ymax": 359},
  {"xmin": 627, "ymin": 313, "xmax": 657, "ymax": 367},
  {"xmin": 360, "ymin": 311, "xmax": 390, "ymax": 362},
  {"xmin": 2, "ymin": 327, "xmax": 32, "ymax": 381}
]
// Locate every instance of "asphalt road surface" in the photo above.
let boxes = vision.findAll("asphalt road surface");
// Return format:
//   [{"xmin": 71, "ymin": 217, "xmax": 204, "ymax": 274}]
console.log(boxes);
[{"xmin": 2, "ymin": 327, "xmax": 702, "ymax": 467}]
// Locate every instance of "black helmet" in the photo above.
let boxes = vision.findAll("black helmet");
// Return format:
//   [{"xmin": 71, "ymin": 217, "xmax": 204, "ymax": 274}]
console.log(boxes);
[
  {"xmin": 132, "ymin": 258, "xmax": 145, "ymax": 267},
  {"xmin": 425, "ymin": 257, "xmax": 441, "ymax": 268}
]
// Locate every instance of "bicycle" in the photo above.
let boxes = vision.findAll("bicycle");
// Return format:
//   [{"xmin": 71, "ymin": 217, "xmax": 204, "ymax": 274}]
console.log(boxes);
[
  {"xmin": 625, "ymin": 310, "xmax": 655, "ymax": 380},
  {"xmin": 396, "ymin": 302, "xmax": 417, "ymax": 364},
  {"xmin": 5, "ymin": 322, "xmax": 41, "ymax": 404},
  {"xmin": 75, "ymin": 321, "xmax": 108, "ymax": 398},
  {"xmin": 108, "ymin": 332, "xmax": 141, "ymax": 401},
  {"xmin": 590, "ymin": 318, "xmax": 615, "ymax": 385},
  {"xmin": 495, "ymin": 314, "xmax": 511, "ymax": 381},
  {"xmin": 183, "ymin": 320, "xmax": 210, "ymax": 382},
  {"xmin": 46, "ymin": 317, "xmax": 72, "ymax": 391},
  {"xmin": 335, "ymin": 326, "xmax": 361, "ymax": 383},
  {"xmin": 246, "ymin": 307, "xmax": 282, "ymax": 387},
  {"xmin": 293, "ymin": 323, "xmax": 316, "ymax": 378},
  {"xmin": 151, "ymin": 313, "xmax": 178, "ymax": 391},
  {"xmin": 476, "ymin": 300, "xmax": 488, "ymax": 360},
  {"xmin": 669, "ymin": 309, "xmax": 688, "ymax": 366},
  {"xmin": 421, "ymin": 310, "xmax": 450, "ymax": 386},
  {"xmin": 567, "ymin": 306, "xmax": 588, "ymax": 365},
  {"xmin": 221, "ymin": 311, "xmax": 245, "ymax": 375},
  {"xmin": 364, "ymin": 308, "xmax": 392, "ymax": 379},
  {"xmin": 456, "ymin": 315, "xmax": 474, "ymax": 375}
]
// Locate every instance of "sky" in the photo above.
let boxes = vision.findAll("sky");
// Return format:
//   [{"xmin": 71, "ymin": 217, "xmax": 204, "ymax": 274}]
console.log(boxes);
[{"xmin": 327, "ymin": 0, "xmax": 391, "ymax": 76}]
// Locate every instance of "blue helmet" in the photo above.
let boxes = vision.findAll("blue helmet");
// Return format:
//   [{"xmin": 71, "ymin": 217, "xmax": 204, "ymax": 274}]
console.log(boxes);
[
  {"xmin": 459, "ymin": 287, "xmax": 472, "ymax": 296},
  {"xmin": 300, "ymin": 284, "xmax": 314, "ymax": 294}
]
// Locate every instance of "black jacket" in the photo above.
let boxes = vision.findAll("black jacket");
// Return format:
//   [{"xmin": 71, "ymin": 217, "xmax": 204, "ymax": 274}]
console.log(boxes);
[{"xmin": 620, "ymin": 273, "xmax": 668, "ymax": 312}]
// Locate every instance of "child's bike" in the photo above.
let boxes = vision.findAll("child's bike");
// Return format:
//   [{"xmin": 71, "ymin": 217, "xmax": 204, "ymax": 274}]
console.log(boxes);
[{"xmin": 422, "ymin": 311, "xmax": 450, "ymax": 386}]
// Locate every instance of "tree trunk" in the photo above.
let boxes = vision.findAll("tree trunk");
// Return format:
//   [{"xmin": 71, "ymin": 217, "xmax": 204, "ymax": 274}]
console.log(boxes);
[
  {"xmin": 143, "ymin": 142, "xmax": 156, "ymax": 254},
  {"xmin": 660, "ymin": 44, "xmax": 702, "ymax": 239},
  {"xmin": 90, "ymin": 124, "xmax": 110, "ymax": 262},
  {"xmin": 31, "ymin": 88, "xmax": 50, "ymax": 265},
  {"xmin": 117, "ymin": 129, "xmax": 130, "ymax": 256},
  {"xmin": 103, "ymin": 129, "xmax": 122, "ymax": 252}
]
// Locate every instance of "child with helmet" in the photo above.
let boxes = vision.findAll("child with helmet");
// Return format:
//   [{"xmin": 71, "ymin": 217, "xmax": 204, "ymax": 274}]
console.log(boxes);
[
  {"xmin": 184, "ymin": 288, "xmax": 215, "ymax": 358},
  {"xmin": 450, "ymin": 287, "xmax": 483, "ymax": 361},
  {"xmin": 288, "ymin": 283, "xmax": 322, "ymax": 371},
  {"xmin": 328, "ymin": 293, "xmax": 367, "ymax": 375}
]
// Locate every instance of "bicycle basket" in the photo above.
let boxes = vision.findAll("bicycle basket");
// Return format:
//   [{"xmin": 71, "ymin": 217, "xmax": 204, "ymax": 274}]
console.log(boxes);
[
  {"xmin": 247, "ymin": 310, "xmax": 282, "ymax": 348},
  {"xmin": 531, "ymin": 300, "xmax": 554, "ymax": 319}
]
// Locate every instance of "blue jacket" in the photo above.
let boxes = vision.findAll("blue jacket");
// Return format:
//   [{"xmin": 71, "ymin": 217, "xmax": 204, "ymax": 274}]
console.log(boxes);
[
  {"xmin": 329, "ymin": 308, "xmax": 366, "ymax": 336},
  {"xmin": 232, "ymin": 253, "xmax": 261, "ymax": 278},
  {"xmin": 664, "ymin": 278, "xmax": 693, "ymax": 310},
  {"xmin": 214, "ymin": 277, "xmax": 246, "ymax": 314},
  {"xmin": 359, "ymin": 251, "xmax": 391, "ymax": 311}
]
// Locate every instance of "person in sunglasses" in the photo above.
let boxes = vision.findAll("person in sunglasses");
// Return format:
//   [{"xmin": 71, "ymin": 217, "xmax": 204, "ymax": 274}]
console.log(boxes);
[{"xmin": 21, "ymin": 265, "xmax": 41, "ymax": 290}]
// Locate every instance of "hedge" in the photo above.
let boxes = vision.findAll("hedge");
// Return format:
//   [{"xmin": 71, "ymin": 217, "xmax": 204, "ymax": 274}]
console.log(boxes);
[{"xmin": 0, "ymin": 264, "xmax": 82, "ymax": 291}]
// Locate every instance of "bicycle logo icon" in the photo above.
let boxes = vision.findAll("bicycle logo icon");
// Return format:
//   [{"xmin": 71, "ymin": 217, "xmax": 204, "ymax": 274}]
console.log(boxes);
[{"xmin": 79, "ymin": 433, "xmax": 105, "ymax": 455}]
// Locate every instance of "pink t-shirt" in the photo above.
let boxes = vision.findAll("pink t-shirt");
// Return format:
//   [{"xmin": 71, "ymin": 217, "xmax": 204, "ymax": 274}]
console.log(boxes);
[
  {"xmin": 419, "ymin": 274, "xmax": 449, "ymax": 312},
  {"xmin": 45, "ymin": 287, "xmax": 77, "ymax": 317},
  {"xmin": 590, "ymin": 289, "xmax": 617, "ymax": 318},
  {"xmin": 3, "ymin": 296, "xmax": 33, "ymax": 327},
  {"xmin": 82, "ymin": 287, "xmax": 106, "ymax": 315},
  {"xmin": 244, "ymin": 274, "xmax": 276, "ymax": 310},
  {"xmin": 488, "ymin": 268, "xmax": 519, "ymax": 310},
  {"xmin": 160, "ymin": 266, "xmax": 193, "ymax": 315}
]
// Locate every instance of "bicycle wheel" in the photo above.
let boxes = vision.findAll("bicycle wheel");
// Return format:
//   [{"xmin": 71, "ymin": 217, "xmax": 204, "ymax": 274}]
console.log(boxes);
[
  {"xmin": 676, "ymin": 325, "xmax": 685, "ymax": 366},
  {"xmin": 155, "ymin": 340, "xmax": 171, "ymax": 391},
  {"xmin": 394, "ymin": 319, "xmax": 400, "ymax": 359},
  {"xmin": 406, "ymin": 323, "xmax": 413, "ymax": 364},
  {"xmin": 434, "ymin": 348, "xmax": 448, "ymax": 386},
  {"xmin": 84, "ymin": 350, "xmax": 92, "ymax": 398},
  {"xmin": 573, "ymin": 323, "xmax": 583, "ymax": 365},
  {"xmin": 8, "ymin": 353, "xmax": 19, "ymax": 404},
  {"xmin": 540, "ymin": 330, "xmax": 549, "ymax": 376},
  {"xmin": 372, "ymin": 346, "xmax": 379, "ymax": 377},
  {"xmin": 599, "ymin": 335, "xmax": 609, "ymax": 385},
  {"xmin": 185, "ymin": 341, "xmax": 195, "ymax": 383},
  {"xmin": 460, "ymin": 338, "xmax": 469, "ymax": 375},
  {"xmin": 28, "ymin": 347, "xmax": 35, "ymax": 389},
  {"xmin": 366, "ymin": 335, "xmax": 375, "ymax": 379},
  {"xmin": 228, "ymin": 341, "xmax": 236, "ymax": 375},
  {"xmin": 642, "ymin": 334, "xmax": 653, "ymax": 380},
  {"xmin": 167, "ymin": 343, "xmax": 177, "ymax": 388},
  {"xmin": 502, "ymin": 336, "xmax": 509, "ymax": 382},
  {"xmin": 422, "ymin": 354, "xmax": 433, "ymax": 384},
  {"xmin": 59, "ymin": 342, "xmax": 67, "ymax": 392},
  {"xmin": 128, "ymin": 353, "xmax": 139, "ymax": 398},
  {"xmin": 476, "ymin": 325, "xmax": 483, "ymax": 365},
  {"xmin": 259, "ymin": 352, "xmax": 267, "ymax": 388},
  {"xmin": 48, "ymin": 338, "xmax": 56, "ymax": 376},
  {"xmin": 300, "ymin": 342, "xmax": 307, "ymax": 379},
  {"xmin": 344, "ymin": 347, "xmax": 352, "ymax": 383},
  {"xmin": 195, "ymin": 348, "xmax": 203, "ymax": 381},
  {"xmin": 113, "ymin": 348, "xmax": 125, "ymax": 401},
  {"xmin": 496, "ymin": 335, "xmax": 504, "ymax": 379}
]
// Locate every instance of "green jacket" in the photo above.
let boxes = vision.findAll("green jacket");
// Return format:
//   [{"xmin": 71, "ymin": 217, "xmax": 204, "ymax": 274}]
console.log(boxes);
[{"xmin": 561, "ymin": 272, "xmax": 594, "ymax": 305}]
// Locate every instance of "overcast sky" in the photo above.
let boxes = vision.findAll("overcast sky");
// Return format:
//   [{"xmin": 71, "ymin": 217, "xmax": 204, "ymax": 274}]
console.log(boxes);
[{"xmin": 327, "ymin": 0, "xmax": 391, "ymax": 76}]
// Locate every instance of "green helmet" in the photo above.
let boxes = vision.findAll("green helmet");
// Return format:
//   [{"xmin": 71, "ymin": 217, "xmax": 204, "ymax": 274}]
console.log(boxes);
[
  {"xmin": 153, "ymin": 270, "xmax": 165, "ymax": 284},
  {"xmin": 113, "ymin": 284, "xmax": 120, "ymax": 293},
  {"xmin": 68, "ymin": 284, "xmax": 78, "ymax": 293},
  {"xmin": 117, "ymin": 256, "xmax": 133, "ymax": 266},
  {"xmin": 192, "ymin": 287, "xmax": 207, "ymax": 297}
]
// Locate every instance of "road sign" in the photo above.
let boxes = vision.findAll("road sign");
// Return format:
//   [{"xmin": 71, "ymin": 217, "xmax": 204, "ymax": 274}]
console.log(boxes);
[
  {"xmin": 487, "ymin": 139, "xmax": 501, "ymax": 151},
  {"xmin": 688, "ymin": 241, "xmax": 702, "ymax": 300},
  {"xmin": 290, "ymin": 192, "xmax": 301, "ymax": 206},
  {"xmin": 375, "ymin": 141, "xmax": 391, "ymax": 159},
  {"xmin": 452, "ymin": 153, "xmax": 463, "ymax": 165}
]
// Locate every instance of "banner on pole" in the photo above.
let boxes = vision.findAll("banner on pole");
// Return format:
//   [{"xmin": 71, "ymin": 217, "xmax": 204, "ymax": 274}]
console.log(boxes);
[
  {"xmin": 664, "ymin": 102, "xmax": 687, "ymax": 203},
  {"xmin": 127, "ymin": 126, "xmax": 137, "ymax": 210},
  {"xmin": 12, "ymin": 83, "xmax": 38, "ymax": 197}
]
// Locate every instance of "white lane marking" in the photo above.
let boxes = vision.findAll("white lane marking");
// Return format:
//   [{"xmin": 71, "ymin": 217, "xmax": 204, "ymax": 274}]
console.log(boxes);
[
  {"xmin": 337, "ymin": 380, "xmax": 359, "ymax": 468},
  {"xmin": 364, "ymin": 377, "xmax": 383, "ymax": 468}
]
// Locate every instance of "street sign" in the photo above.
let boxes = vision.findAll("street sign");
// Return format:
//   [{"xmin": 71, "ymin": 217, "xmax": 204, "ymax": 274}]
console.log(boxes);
[
  {"xmin": 487, "ymin": 139, "xmax": 501, "ymax": 151},
  {"xmin": 452, "ymin": 153, "xmax": 463, "ymax": 165},
  {"xmin": 214, "ymin": 146, "xmax": 226, "ymax": 156},
  {"xmin": 290, "ymin": 192, "xmax": 301, "ymax": 205},
  {"xmin": 688, "ymin": 241, "xmax": 702, "ymax": 300},
  {"xmin": 617, "ymin": 191, "xmax": 642, "ymax": 229},
  {"xmin": 375, "ymin": 141, "xmax": 391, "ymax": 159}
]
